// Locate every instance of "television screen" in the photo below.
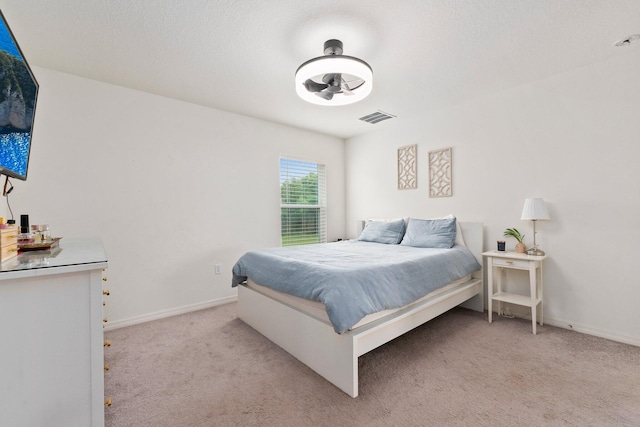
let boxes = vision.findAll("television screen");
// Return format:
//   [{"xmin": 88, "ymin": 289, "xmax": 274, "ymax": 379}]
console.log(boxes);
[{"xmin": 0, "ymin": 10, "xmax": 38, "ymax": 181}]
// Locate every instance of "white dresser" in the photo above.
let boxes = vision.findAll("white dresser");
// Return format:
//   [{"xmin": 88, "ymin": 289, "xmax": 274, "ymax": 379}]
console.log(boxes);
[{"xmin": 0, "ymin": 238, "xmax": 108, "ymax": 427}]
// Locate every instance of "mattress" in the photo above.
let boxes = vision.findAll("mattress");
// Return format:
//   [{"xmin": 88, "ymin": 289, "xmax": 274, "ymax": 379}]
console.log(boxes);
[
  {"xmin": 233, "ymin": 241, "xmax": 482, "ymax": 333},
  {"xmin": 245, "ymin": 274, "xmax": 472, "ymax": 331}
]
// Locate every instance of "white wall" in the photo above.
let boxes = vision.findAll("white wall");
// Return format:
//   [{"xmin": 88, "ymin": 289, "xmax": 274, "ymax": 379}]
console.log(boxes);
[
  {"xmin": 6, "ymin": 50, "xmax": 639, "ymax": 345},
  {"xmin": 6, "ymin": 67, "xmax": 345, "ymax": 327},
  {"xmin": 345, "ymin": 50, "xmax": 640, "ymax": 345}
]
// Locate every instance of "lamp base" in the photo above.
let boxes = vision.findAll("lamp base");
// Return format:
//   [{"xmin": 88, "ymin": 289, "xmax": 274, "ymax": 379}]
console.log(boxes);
[{"xmin": 527, "ymin": 247, "xmax": 546, "ymax": 256}]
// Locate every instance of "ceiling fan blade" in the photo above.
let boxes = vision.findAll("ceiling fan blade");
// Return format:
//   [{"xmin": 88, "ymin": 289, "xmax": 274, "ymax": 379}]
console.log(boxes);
[
  {"xmin": 304, "ymin": 79, "xmax": 329, "ymax": 93},
  {"xmin": 326, "ymin": 72, "xmax": 343, "ymax": 93},
  {"xmin": 322, "ymin": 73, "xmax": 339, "ymax": 84},
  {"xmin": 341, "ymin": 80, "xmax": 354, "ymax": 95},
  {"xmin": 316, "ymin": 90, "xmax": 334, "ymax": 100},
  {"xmin": 338, "ymin": 79, "xmax": 355, "ymax": 96}
]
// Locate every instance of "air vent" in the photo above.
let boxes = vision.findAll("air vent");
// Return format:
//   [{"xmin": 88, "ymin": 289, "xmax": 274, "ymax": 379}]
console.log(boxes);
[{"xmin": 358, "ymin": 111, "xmax": 396, "ymax": 124}]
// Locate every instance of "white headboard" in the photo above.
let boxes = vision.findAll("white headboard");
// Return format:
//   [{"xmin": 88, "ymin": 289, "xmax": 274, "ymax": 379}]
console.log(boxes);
[{"xmin": 458, "ymin": 221, "xmax": 484, "ymax": 271}]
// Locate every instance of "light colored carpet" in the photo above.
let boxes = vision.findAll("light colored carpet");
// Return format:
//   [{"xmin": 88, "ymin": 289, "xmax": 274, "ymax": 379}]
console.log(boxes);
[{"xmin": 104, "ymin": 304, "xmax": 640, "ymax": 427}]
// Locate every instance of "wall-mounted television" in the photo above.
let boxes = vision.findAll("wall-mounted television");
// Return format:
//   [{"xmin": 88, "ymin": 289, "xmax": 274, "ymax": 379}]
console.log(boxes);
[{"xmin": 0, "ymin": 10, "xmax": 38, "ymax": 181}]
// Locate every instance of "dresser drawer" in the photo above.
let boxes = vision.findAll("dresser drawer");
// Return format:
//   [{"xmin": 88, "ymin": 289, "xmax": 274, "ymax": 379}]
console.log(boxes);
[{"xmin": 491, "ymin": 257, "xmax": 530, "ymax": 269}]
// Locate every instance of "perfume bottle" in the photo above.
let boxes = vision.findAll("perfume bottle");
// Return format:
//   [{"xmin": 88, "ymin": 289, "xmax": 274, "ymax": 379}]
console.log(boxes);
[
  {"xmin": 31, "ymin": 225, "xmax": 42, "ymax": 243},
  {"xmin": 41, "ymin": 224, "xmax": 51, "ymax": 242}
]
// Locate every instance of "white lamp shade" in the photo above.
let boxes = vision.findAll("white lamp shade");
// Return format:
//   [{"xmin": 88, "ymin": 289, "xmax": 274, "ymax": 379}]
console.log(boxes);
[
  {"xmin": 521, "ymin": 198, "xmax": 550, "ymax": 220},
  {"xmin": 295, "ymin": 55, "xmax": 373, "ymax": 106}
]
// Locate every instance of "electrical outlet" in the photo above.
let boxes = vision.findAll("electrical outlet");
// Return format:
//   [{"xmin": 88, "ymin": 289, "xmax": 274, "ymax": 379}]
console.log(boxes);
[{"xmin": 214, "ymin": 264, "xmax": 221, "ymax": 275}]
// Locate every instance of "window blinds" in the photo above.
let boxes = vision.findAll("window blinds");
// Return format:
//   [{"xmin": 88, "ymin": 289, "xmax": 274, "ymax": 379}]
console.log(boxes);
[{"xmin": 280, "ymin": 158, "xmax": 327, "ymax": 246}]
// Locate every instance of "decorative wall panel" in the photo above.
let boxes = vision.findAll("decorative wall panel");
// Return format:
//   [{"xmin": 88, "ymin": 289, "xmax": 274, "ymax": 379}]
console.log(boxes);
[
  {"xmin": 428, "ymin": 147, "xmax": 452, "ymax": 198},
  {"xmin": 397, "ymin": 144, "xmax": 417, "ymax": 190}
]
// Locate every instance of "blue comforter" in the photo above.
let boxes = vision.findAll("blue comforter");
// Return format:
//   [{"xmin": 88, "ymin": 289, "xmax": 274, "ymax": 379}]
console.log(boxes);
[{"xmin": 232, "ymin": 241, "xmax": 481, "ymax": 334}]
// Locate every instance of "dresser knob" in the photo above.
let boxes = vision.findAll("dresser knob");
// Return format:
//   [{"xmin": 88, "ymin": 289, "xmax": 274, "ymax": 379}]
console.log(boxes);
[
  {"xmin": 104, "ymin": 363, "xmax": 109, "ymax": 371},
  {"xmin": 104, "ymin": 397, "xmax": 112, "ymax": 407},
  {"xmin": 104, "ymin": 340, "xmax": 111, "ymax": 347},
  {"xmin": 103, "ymin": 301, "xmax": 106, "ymax": 307},
  {"xmin": 103, "ymin": 318, "xmax": 108, "ymax": 323},
  {"xmin": 102, "ymin": 276, "xmax": 108, "ymax": 282},
  {"xmin": 103, "ymin": 290, "xmax": 110, "ymax": 296}
]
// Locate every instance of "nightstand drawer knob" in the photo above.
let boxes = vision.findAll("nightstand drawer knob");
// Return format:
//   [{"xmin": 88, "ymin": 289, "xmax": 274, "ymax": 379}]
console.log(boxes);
[
  {"xmin": 104, "ymin": 340, "xmax": 111, "ymax": 347},
  {"xmin": 105, "ymin": 397, "xmax": 112, "ymax": 407},
  {"xmin": 102, "ymin": 276, "xmax": 108, "ymax": 282},
  {"xmin": 104, "ymin": 363, "xmax": 110, "ymax": 371},
  {"xmin": 506, "ymin": 260, "xmax": 514, "ymax": 265},
  {"xmin": 103, "ymin": 290, "xmax": 110, "ymax": 296}
]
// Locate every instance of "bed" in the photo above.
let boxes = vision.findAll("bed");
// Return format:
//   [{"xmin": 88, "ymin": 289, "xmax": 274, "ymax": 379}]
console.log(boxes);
[{"xmin": 232, "ymin": 220, "xmax": 483, "ymax": 397}]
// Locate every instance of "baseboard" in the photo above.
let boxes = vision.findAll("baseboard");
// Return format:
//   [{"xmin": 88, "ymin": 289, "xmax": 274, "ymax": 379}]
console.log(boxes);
[
  {"xmin": 491, "ymin": 305, "xmax": 640, "ymax": 347},
  {"xmin": 542, "ymin": 317, "xmax": 640, "ymax": 347},
  {"xmin": 103, "ymin": 295, "xmax": 238, "ymax": 331}
]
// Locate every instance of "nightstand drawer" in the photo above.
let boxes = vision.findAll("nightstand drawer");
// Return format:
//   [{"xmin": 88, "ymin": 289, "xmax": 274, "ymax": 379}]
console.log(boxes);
[{"xmin": 491, "ymin": 257, "xmax": 530, "ymax": 269}]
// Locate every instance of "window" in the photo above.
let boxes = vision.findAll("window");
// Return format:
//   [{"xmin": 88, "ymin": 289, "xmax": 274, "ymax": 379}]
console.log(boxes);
[{"xmin": 280, "ymin": 157, "xmax": 326, "ymax": 246}]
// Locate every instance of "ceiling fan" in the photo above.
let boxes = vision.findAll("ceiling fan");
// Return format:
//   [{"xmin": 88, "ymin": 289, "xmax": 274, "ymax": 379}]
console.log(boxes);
[{"xmin": 295, "ymin": 39, "xmax": 372, "ymax": 106}]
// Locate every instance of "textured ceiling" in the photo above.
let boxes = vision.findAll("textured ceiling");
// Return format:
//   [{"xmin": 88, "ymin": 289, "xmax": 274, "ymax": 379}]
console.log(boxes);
[{"xmin": 1, "ymin": 0, "xmax": 639, "ymax": 139}]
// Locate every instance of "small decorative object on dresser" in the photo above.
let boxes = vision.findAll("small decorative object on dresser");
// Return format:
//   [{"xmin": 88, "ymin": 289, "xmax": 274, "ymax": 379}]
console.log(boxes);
[
  {"xmin": 0, "ymin": 224, "xmax": 18, "ymax": 261},
  {"xmin": 503, "ymin": 227, "xmax": 526, "ymax": 253}
]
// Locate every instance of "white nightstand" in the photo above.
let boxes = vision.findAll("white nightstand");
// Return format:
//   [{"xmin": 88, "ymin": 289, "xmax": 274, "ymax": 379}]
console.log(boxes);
[{"xmin": 483, "ymin": 251, "xmax": 548, "ymax": 334}]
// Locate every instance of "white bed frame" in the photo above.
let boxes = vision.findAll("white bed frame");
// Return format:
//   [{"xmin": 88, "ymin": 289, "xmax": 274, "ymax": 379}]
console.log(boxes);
[{"xmin": 237, "ymin": 222, "xmax": 483, "ymax": 397}]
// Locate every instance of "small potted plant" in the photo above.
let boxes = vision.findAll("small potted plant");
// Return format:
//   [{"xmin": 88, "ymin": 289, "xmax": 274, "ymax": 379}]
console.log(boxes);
[{"xmin": 503, "ymin": 228, "xmax": 526, "ymax": 253}]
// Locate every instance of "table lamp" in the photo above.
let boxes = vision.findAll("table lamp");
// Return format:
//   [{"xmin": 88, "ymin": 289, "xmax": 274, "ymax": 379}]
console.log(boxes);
[{"xmin": 521, "ymin": 198, "xmax": 550, "ymax": 256}]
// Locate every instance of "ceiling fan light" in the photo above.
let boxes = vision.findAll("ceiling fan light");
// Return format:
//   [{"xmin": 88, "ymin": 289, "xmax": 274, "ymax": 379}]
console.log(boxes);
[{"xmin": 295, "ymin": 53, "xmax": 373, "ymax": 106}]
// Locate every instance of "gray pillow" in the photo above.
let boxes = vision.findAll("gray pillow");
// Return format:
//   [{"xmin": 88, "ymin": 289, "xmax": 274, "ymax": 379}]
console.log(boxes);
[
  {"xmin": 400, "ymin": 217, "xmax": 457, "ymax": 248},
  {"xmin": 357, "ymin": 219, "xmax": 406, "ymax": 244}
]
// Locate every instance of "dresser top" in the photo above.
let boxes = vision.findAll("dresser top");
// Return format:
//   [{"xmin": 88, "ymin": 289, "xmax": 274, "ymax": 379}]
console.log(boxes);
[{"xmin": 0, "ymin": 238, "xmax": 107, "ymax": 276}]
